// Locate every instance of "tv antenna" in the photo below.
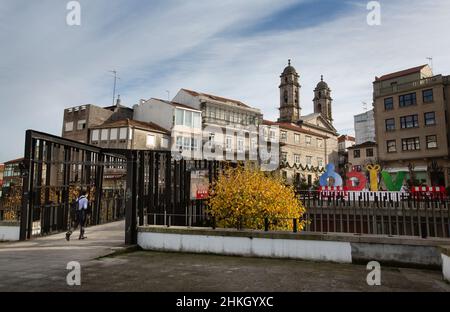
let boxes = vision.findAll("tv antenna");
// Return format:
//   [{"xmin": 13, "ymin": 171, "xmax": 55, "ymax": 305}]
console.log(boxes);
[
  {"xmin": 426, "ymin": 57, "xmax": 433, "ymax": 71},
  {"xmin": 362, "ymin": 101, "xmax": 368, "ymax": 112},
  {"xmin": 109, "ymin": 70, "xmax": 121, "ymax": 106}
]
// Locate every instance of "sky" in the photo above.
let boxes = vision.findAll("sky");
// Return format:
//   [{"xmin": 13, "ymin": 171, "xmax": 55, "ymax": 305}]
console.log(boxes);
[{"xmin": 1, "ymin": 0, "xmax": 450, "ymax": 162}]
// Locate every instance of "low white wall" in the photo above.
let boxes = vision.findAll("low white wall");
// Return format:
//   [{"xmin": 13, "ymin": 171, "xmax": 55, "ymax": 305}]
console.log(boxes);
[
  {"xmin": 138, "ymin": 232, "xmax": 352, "ymax": 263},
  {"xmin": 442, "ymin": 254, "xmax": 450, "ymax": 282},
  {"xmin": 0, "ymin": 225, "xmax": 20, "ymax": 241}
]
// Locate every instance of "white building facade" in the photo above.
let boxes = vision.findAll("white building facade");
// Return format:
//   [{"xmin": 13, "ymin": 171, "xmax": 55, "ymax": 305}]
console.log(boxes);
[{"xmin": 354, "ymin": 110, "xmax": 376, "ymax": 145}]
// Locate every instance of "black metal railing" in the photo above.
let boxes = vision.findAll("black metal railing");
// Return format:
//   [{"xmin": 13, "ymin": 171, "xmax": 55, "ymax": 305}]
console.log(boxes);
[{"xmin": 142, "ymin": 191, "xmax": 450, "ymax": 239}]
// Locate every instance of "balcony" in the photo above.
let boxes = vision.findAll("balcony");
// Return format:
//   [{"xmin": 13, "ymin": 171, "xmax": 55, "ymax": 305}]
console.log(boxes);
[{"xmin": 374, "ymin": 75, "xmax": 447, "ymax": 97}]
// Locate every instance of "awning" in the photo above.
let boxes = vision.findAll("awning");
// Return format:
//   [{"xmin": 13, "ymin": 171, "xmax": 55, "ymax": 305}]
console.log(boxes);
[{"xmin": 384, "ymin": 165, "xmax": 427, "ymax": 173}]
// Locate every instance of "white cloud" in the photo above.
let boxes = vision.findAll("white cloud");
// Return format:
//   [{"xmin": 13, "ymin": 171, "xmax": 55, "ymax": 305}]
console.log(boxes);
[{"xmin": 0, "ymin": 0, "xmax": 450, "ymax": 161}]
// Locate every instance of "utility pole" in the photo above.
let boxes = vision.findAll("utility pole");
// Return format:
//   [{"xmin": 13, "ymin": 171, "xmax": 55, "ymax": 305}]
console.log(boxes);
[{"xmin": 109, "ymin": 70, "xmax": 121, "ymax": 106}]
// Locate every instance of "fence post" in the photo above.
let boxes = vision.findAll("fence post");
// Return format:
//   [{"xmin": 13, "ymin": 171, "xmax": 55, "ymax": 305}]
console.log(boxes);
[
  {"xmin": 264, "ymin": 217, "xmax": 269, "ymax": 232},
  {"xmin": 293, "ymin": 218, "xmax": 298, "ymax": 233}
]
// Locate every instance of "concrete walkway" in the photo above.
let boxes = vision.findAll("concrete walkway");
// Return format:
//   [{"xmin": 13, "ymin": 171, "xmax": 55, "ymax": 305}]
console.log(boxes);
[
  {"xmin": 0, "ymin": 221, "xmax": 449, "ymax": 292},
  {"xmin": 0, "ymin": 221, "xmax": 125, "ymax": 291}
]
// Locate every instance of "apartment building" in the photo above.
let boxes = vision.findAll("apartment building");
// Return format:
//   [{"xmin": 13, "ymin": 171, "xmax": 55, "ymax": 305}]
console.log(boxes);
[
  {"xmin": 172, "ymin": 89, "xmax": 263, "ymax": 161},
  {"xmin": 263, "ymin": 120, "xmax": 328, "ymax": 186},
  {"xmin": 62, "ymin": 99, "xmax": 133, "ymax": 143},
  {"xmin": 347, "ymin": 141, "xmax": 378, "ymax": 170},
  {"xmin": 373, "ymin": 64, "xmax": 450, "ymax": 186},
  {"xmin": 354, "ymin": 110, "xmax": 376, "ymax": 145},
  {"xmin": 89, "ymin": 119, "xmax": 171, "ymax": 150},
  {"xmin": 338, "ymin": 135, "xmax": 356, "ymax": 170},
  {"xmin": 133, "ymin": 98, "xmax": 203, "ymax": 159}
]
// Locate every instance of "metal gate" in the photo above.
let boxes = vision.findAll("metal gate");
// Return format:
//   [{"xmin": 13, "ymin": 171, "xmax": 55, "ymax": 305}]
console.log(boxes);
[
  {"xmin": 19, "ymin": 130, "xmax": 226, "ymax": 243},
  {"xmin": 20, "ymin": 130, "xmax": 127, "ymax": 240},
  {"xmin": 122, "ymin": 150, "xmax": 225, "ymax": 244}
]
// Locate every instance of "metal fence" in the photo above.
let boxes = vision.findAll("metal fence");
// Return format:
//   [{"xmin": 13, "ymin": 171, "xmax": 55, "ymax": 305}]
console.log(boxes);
[
  {"xmin": 142, "ymin": 191, "xmax": 450, "ymax": 239},
  {"xmin": 20, "ymin": 130, "xmax": 127, "ymax": 239}
]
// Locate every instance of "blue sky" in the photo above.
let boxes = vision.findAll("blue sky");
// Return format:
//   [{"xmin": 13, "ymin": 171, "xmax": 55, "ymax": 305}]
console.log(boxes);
[{"xmin": 1, "ymin": 0, "xmax": 450, "ymax": 162}]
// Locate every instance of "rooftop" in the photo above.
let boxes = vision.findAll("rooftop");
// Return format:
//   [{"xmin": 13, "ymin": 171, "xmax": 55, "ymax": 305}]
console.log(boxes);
[
  {"xmin": 91, "ymin": 119, "xmax": 169, "ymax": 134},
  {"xmin": 338, "ymin": 135, "xmax": 355, "ymax": 143},
  {"xmin": 374, "ymin": 64, "xmax": 428, "ymax": 82},
  {"xmin": 347, "ymin": 141, "xmax": 377, "ymax": 149},
  {"xmin": 181, "ymin": 89, "xmax": 251, "ymax": 108},
  {"xmin": 151, "ymin": 98, "xmax": 202, "ymax": 111},
  {"xmin": 263, "ymin": 120, "xmax": 328, "ymax": 139}
]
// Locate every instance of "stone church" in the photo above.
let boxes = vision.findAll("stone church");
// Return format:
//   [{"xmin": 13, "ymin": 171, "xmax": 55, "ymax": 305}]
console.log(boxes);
[{"xmin": 264, "ymin": 60, "xmax": 339, "ymax": 186}]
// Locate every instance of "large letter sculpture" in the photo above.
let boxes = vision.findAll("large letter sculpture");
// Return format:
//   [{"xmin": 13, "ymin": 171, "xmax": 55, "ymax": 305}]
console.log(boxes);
[
  {"xmin": 381, "ymin": 171, "xmax": 406, "ymax": 192},
  {"xmin": 319, "ymin": 164, "xmax": 343, "ymax": 187},
  {"xmin": 346, "ymin": 170, "xmax": 367, "ymax": 191},
  {"xmin": 366, "ymin": 165, "xmax": 381, "ymax": 192}
]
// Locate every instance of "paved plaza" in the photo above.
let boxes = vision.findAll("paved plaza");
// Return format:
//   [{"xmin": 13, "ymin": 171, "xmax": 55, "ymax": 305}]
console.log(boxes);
[{"xmin": 0, "ymin": 221, "xmax": 449, "ymax": 292}]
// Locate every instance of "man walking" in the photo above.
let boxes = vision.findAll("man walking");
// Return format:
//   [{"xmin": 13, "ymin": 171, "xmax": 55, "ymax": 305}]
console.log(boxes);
[{"xmin": 66, "ymin": 190, "xmax": 89, "ymax": 241}]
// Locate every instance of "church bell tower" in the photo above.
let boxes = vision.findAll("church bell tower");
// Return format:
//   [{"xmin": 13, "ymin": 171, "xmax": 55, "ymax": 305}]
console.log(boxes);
[
  {"xmin": 313, "ymin": 75, "xmax": 333, "ymax": 123},
  {"xmin": 278, "ymin": 60, "xmax": 301, "ymax": 123}
]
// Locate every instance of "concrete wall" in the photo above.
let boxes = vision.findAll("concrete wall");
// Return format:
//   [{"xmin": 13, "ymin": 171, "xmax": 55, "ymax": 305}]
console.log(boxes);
[
  {"xmin": 138, "ymin": 227, "xmax": 448, "ymax": 269},
  {"xmin": 0, "ymin": 222, "xmax": 20, "ymax": 241},
  {"xmin": 138, "ymin": 231, "xmax": 352, "ymax": 264},
  {"xmin": 442, "ymin": 254, "xmax": 450, "ymax": 282}
]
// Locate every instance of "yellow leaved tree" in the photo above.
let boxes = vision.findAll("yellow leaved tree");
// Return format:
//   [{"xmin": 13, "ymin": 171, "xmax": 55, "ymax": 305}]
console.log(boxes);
[{"xmin": 207, "ymin": 165, "xmax": 307, "ymax": 231}]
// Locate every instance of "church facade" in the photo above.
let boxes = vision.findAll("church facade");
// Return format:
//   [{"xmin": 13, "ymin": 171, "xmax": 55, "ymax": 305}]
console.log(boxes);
[{"xmin": 265, "ymin": 61, "xmax": 339, "ymax": 186}]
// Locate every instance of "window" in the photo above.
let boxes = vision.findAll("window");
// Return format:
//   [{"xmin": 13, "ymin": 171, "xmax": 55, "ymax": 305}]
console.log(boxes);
[
  {"xmin": 281, "ymin": 152, "xmax": 287, "ymax": 162},
  {"xmin": 305, "ymin": 136, "xmax": 311, "ymax": 145},
  {"xmin": 399, "ymin": 92, "xmax": 417, "ymax": 107},
  {"xmin": 423, "ymin": 89, "xmax": 434, "ymax": 103},
  {"xmin": 225, "ymin": 136, "xmax": 232, "ymax": 151},
  {"xmin": 402, "ymin": 137, "xmax": 420, "ymax": 151},
  {"xmin": 146, "ymin": 135, "xmax": 155, "ymax": 147},
  {"xmin": 306, "ymin": 156, "xmax": 312, "ymax": 165},
  {"xmin": 385, "ymin": 118, "xmax": 395, "ymax": 131},
  {"xmin": 65, "ymin": 122, "xmax": 74, "ymax": 132},
  {"xmin": 294, "ymin": 133, "xmax": 300, "ymax": 143},
  {"xmin": 192, "ymin": 138, "xmax": 200, "ymax": 151},
  {"xmin": 183, "ymin": 137, "xmax": 191, "ymax": 151},
  {"xmin": 426, "ymin": 135, "xmax": 437, "ymax": 149},
  {"xmin": 161, "ymin": 137, "xmax": 169, "ymax": 149},
  {"xmin": 387, "ymin": 140, "xmax": 396, "ymax": 153},
  {"xmin": 317, "ymin": 158, "xmax": 323, "ymax": 168},
  {"xmin": 77, "ymin": 120, "xmax": 86, "ymax": 130},
  {"xmin": 251, "ymin": 137, "xmax": 258, "ymax": 151},
  {"xmin": 280, "ymin": 131, "xmax": 287, "ymax": 141},
  {"xmin": 208, "ymin": 133, "xmax": 215, "ymax": 147},
  {"xmin": 424, "ymin": 112, "xmax": 436, "ymax": 126},
  {"xmin": 184, "ymin": 111, "xmax": 193, "ymax": 127},
  {"xmin": 353, "ymin": 150, "xmax": 361, "ymax": 158},
  {"xmin": 384, "ymin": 97, "xmax": 394, "ymax": 110},
  {"xmin": 294, "ymin": 154, "xmax": 301, "ymax": 164},
  {"xmin": 101, "ymin": 129, "xmax": 109, "ymax": 141},
  {"xmin": 193, "ymin": 112, "xmax": 201, "ymax": 128},
  {"xmin": 119, "ymin": 128, "xmax": 127, "ymax": 140},
  {"xmin": 269, "ymin": 130, "xmax": 276, "ymax": 141},
  {"xmin": 176, "ymin": 137, "xmax": 183, "ymax": 150},
  {"xmin": 110, "ymin": 128, "xmax": 118, "ymax": 141},
  {"xmin": 91, "ymin": 130, "xmax": 99, "ymax": 142},
  {"xmin": 400, "ymin": 115, "xmax": 419, "ymax": 129},
  {"xmin": 237, "ymin": 138, "xmax": 244, "ymax": 152},
  {"xmin": 175, "ymin": 109, "xmax": 184, "ymax": 126},
  {"xmin": 366, "ymin": 148, "xmax": 374, "ymax": 157},
  {"xmin": 317, "ymin": 139, "xmax": 323, "ymax": 148}
]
